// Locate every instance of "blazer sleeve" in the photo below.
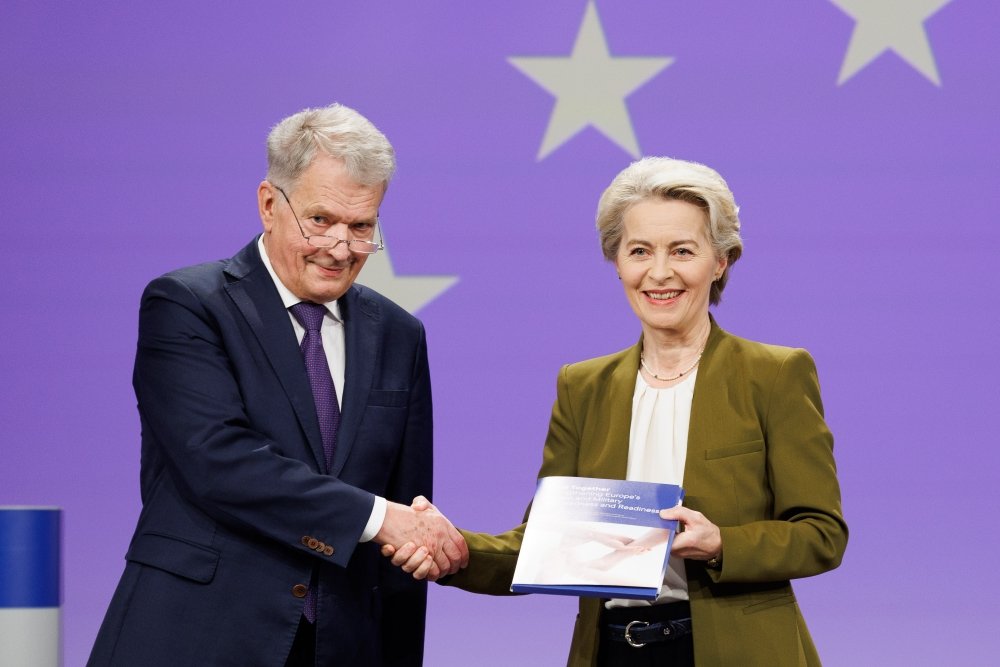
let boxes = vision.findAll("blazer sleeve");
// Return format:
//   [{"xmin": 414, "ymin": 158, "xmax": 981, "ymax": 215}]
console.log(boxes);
[
  {"xmin": 711, "ymin": 348, "xmax": 848, "ymax": 584},
  {"xmin": 134, "ymin": 274, "xmax": 375, "ymax": 568},
  {"xmin": 446, "ymin": 364, "xmax": 582, "ymax": 595}
]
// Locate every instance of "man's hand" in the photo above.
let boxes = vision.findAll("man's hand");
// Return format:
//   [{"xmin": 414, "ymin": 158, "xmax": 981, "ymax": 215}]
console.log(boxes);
[{"xmin": 375, "ymin": 496, "xmax": 468, "ymax": 581}]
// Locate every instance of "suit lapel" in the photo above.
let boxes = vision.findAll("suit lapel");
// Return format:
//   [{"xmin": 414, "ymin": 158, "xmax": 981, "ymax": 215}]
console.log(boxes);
[
  {"xmin": 682, "ymin": 318, "xmax": 724, "ymax": 511},
  {"xmin": 332, "ymin": 285, "xmax": 379, "ymax": 476},
  {"xmin": 586, "ymin": 342, "xmax": 641, "ymax": 481},
  {"xmin": 222, "ymin": 239, "xmax": 327, "ymax": 471}
]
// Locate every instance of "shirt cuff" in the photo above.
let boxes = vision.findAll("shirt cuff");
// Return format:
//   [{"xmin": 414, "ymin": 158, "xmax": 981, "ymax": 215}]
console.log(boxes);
[{"xmin": 360, "ymin": 495, "xmax": 387, "ymax": 543}]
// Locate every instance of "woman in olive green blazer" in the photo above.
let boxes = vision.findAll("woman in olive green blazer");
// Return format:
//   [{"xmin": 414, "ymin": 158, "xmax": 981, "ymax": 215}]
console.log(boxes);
[
  {"xmin": 390, "ymin": 156, "xmax": 847, "ymax": 665},
  {"xmin": 445, "ymin": 318, "xmax": 847, "ymax": 665}
]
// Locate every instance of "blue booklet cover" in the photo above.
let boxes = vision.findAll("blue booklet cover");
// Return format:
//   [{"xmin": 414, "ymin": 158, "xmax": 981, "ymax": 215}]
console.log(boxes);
[{"xmin": 510, "ymin": 476, "xmax": 684, "ymax": 600}]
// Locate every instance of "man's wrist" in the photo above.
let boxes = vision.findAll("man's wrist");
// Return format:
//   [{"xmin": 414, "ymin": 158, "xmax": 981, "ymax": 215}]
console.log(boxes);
[{"xmin": 360, "ymin": 496, "xmax": 387, "ymax": 542}]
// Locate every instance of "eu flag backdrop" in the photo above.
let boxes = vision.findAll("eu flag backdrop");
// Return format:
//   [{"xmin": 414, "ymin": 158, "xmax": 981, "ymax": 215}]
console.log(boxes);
[{"xmin": 2, "ymin": 1, "xmax": 998, "ymax": 664}]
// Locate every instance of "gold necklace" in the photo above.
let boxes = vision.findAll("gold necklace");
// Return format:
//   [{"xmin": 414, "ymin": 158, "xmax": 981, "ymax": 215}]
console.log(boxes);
[{"xmin": 640, "ymin": 349, "xmax": 705, "ymax": 382}]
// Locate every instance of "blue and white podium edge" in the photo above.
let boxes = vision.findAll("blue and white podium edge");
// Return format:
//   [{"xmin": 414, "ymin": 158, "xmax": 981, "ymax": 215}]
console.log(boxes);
[{"xmin": 1, "ymin": 506, "xmax": 61, "ymax": 667}]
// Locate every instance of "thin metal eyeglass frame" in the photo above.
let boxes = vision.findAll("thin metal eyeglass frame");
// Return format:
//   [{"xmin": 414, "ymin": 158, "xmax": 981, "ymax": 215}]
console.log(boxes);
[{"xmin": 274, "ymin": 185, "xmax": 384, "ymax": 254}]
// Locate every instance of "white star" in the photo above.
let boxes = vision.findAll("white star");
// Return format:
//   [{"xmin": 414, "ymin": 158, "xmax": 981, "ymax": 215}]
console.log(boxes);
[
  {"xmin": 509, "ymin": 1, "xmax": 674, "ymax": 159},
  {"xmin": 358, "ymin": 235, "xmax": 458, "ymax": 315},
  {"xmin": 830, "ymin": 0, "xmax": 952, "ymax": 85}
]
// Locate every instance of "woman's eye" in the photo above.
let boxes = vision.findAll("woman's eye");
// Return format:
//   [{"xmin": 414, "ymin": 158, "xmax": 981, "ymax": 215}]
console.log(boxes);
[{"xmin": 629, "ymin": 247, "xmax": 648, "ymax": 256}]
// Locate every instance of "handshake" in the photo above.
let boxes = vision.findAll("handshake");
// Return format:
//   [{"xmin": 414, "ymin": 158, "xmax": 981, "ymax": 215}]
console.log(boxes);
[{"xmin": 374, "ymin": 496, "xmax": 468, "ymax": 581}]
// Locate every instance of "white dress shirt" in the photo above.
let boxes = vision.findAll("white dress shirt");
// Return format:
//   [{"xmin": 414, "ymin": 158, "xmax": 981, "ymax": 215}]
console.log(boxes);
[{"xmin": 607, "ymin": 369, "xmax": 697, "ymax": 608}]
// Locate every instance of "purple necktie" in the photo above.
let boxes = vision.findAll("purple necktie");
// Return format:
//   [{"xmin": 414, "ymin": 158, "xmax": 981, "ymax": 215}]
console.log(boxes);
[
  {"xmin": 289, "ymin": 302, "xmax": 341, "ymax": 624},
  {"xmin": 289, "ymin": 302, "xmax": 340, "ymax": 473}
]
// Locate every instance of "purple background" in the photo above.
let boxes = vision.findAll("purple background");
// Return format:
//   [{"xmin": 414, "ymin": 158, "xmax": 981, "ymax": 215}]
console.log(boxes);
[{"xmin": 3, "ymin": 1, "xmax": 998, "ymax": 664}]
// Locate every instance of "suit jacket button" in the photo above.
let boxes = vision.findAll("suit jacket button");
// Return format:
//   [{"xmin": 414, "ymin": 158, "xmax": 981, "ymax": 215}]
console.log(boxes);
[
  {"xmin": 307, "ymin": 538, "xmax": 319, "ymax": 549},
  {"xmin": 314, "ymin": 541, "xmax": 326, "ymax": 552},
  {"xmin": 323, "ymin": 546, "xmax": 334, "ymax": 556},
  {"xmin": 291, "ymin": 584, "xmax": 308, "ymax": 598},
  {"xmin": 301, "ymin": 536, "xmax": 310, "ymax": 546}
]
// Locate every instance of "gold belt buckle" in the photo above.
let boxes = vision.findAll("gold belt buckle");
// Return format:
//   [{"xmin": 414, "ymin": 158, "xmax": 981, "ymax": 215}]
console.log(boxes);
[{"xmin": 624, "ymin": 620, "xmax": 649, "ymax": 648}]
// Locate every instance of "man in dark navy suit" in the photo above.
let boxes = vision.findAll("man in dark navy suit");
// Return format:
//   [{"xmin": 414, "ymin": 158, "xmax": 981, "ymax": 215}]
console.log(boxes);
[{"xmin": 88, "ymin": 103, "xmax": 467, "ymax": 666}]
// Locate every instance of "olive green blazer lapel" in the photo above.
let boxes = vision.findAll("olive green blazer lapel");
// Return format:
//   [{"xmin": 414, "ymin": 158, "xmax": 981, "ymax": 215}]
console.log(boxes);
[
  {"xmin": 683, "ymin": 318, "xmax": 726, "ymax": 513},
  {"xmin": 582, "ymin": 341, "xmax": 641, "ymax": 481}
]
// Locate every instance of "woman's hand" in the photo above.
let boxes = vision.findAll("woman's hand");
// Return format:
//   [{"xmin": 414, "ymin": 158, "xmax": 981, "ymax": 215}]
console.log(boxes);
[
  {"xmin": 380, "ymin": 496, "xmax": 467, "ymax": 581},
  {"xmin": 659, "ymin": 506, "xmax": 722, "ymax": 563}
]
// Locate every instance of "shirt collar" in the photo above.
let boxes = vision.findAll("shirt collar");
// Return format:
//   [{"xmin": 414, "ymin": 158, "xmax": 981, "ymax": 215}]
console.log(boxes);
[{"xmin": 257, "ymin": 234, "xmax": 342, "ymax": 322}]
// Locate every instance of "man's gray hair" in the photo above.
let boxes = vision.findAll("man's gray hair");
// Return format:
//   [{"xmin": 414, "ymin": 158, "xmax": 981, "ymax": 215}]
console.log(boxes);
[{"xmin": 266, "ymin": 103, "xmax": 396, "ymax": 189}]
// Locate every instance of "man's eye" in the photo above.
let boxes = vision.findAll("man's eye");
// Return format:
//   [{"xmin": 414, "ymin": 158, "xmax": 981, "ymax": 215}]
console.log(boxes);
[{"xmin": 310, "ymin": 217, "xmax": 330, "ymax": 227}]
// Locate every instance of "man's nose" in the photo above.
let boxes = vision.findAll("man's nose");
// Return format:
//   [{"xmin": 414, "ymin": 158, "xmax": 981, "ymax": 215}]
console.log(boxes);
[{"xmin": 328, "ymin": 239, "xmax": 353, "ymax": 261}]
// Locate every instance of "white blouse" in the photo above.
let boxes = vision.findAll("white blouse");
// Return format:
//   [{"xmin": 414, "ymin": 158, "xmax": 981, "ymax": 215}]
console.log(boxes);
[{"xmin": 606, "ymin": 368, "xmax": 697, "ymax": 608}]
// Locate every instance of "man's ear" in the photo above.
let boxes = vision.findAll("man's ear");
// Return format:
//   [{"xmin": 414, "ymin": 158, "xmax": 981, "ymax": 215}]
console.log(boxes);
[{"xmin": 257, "ymin": 180, "xmax": 277, "ymax": 232}]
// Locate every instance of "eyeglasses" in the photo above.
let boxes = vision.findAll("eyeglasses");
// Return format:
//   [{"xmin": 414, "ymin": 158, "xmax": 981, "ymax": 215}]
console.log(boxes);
[{"xmin": 275, "ymin": 185, "xmax": 384, "ymax": 254}]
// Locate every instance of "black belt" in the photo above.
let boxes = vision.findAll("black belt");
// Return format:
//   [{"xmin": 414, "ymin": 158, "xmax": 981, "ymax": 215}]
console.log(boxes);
[{"xmin": 604, "ymin": 617, "xmax": 692, "ymax": 648}]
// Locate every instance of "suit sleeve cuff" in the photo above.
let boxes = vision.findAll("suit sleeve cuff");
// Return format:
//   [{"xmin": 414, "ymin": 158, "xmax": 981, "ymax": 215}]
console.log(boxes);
[{"xmin": 360, "ymin": 495, "xmax": 387, "ymax": 542}]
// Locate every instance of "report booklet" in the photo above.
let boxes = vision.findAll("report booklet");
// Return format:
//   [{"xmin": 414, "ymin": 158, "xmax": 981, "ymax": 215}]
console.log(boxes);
[{"xmin": 510, "ymin": 476, "xmax": 684, "ymax": 600}]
